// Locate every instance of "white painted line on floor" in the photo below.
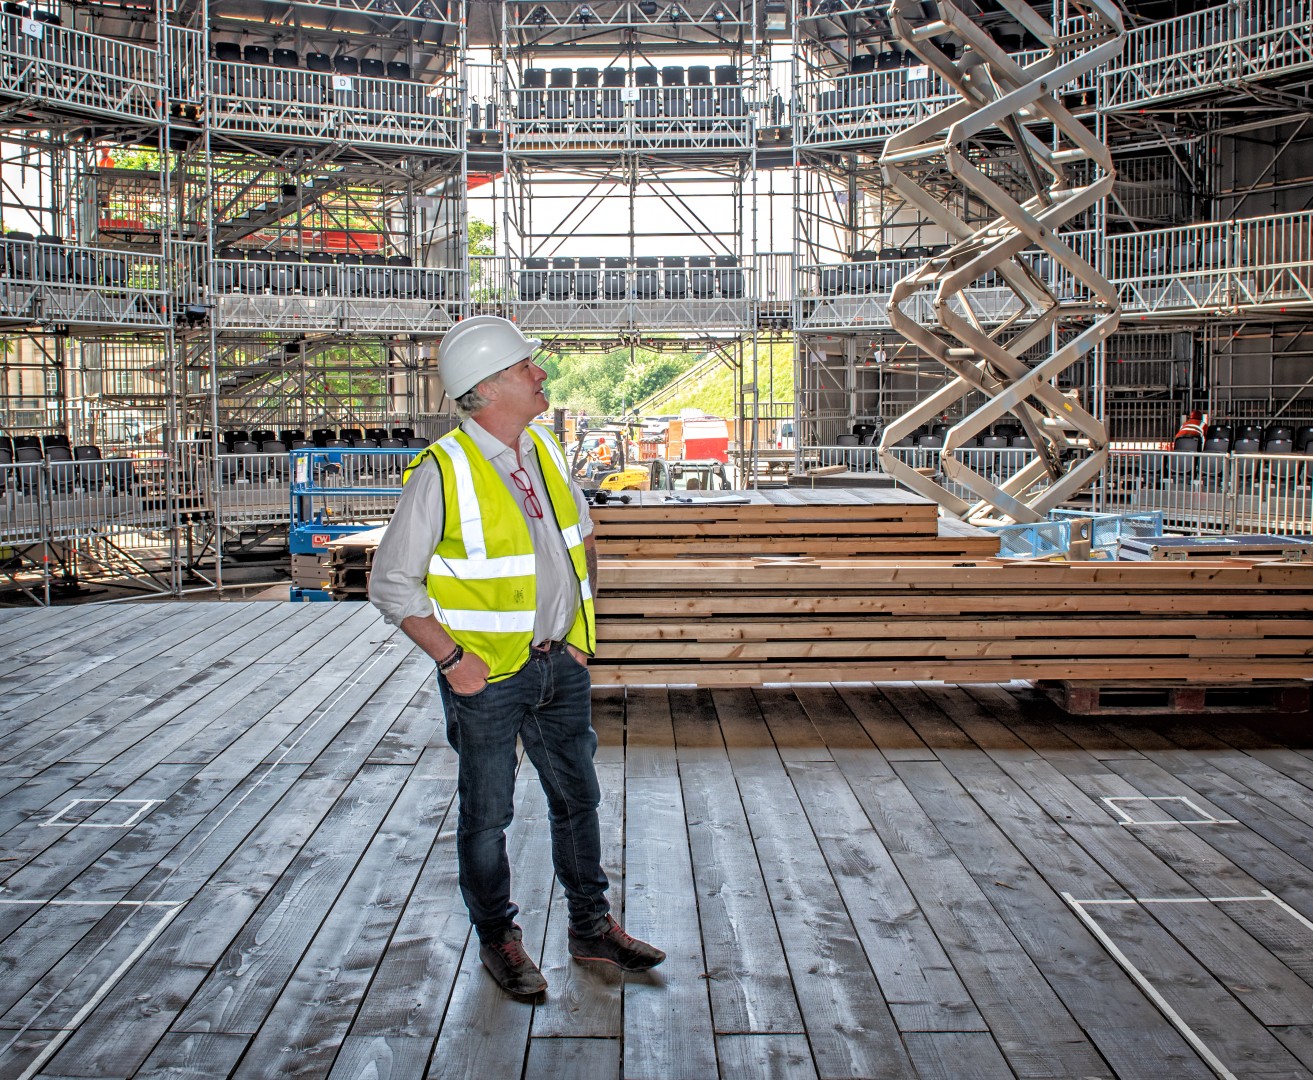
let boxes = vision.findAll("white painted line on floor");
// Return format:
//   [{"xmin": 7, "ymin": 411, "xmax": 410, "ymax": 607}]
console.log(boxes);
[
  {"xmin": 40, "ymin": 798, "xmax": 162, "ymax": 829},
  {"xmin": 1103, "ymin": 795, "xmax": 1238, "ymax": 826},
  {"xmin": 1063, "ymin": 891, "xmax": 1240, "ymax": 1080},
  {"xmin": 0, "ymin": 898, "xmax": 185, "ymax": 1080}
]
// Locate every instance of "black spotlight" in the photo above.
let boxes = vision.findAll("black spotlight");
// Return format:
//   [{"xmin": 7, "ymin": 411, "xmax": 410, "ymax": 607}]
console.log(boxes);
[{"xmin": 638, "ymin": 0, "xmax": 658, "ymax": 13}]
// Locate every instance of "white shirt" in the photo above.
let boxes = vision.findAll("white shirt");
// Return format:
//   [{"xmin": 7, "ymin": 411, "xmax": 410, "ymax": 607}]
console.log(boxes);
[{"xmin": 368, "ymin": 419, "xmax": 594, "ymax": 644}]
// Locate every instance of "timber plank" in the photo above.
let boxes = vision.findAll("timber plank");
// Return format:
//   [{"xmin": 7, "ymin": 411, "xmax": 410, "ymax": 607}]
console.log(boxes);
[
  {"xmin": 1083, "ymin": 901, "xmax": 1309, "ymax": 1076},
  {"xmin": 233, "ymin": 751, "xmax": 458, "ymax": 1078},
  {"xmin": 901, "ymin": 1032, "xmax": 1015, "ymax": 1080},
  {"xmin": 623, "ymin": 685, "xmax": 678, "ymax": 780},
  {"xmin": 325, "ymin": 1036, "xmax": 435, "ymax": 1080},
  {"xmin": 830, "ymin": 685, "xmax": 934, "ymax": 759},
  {"xmin": 879, "ymin": 684, "xmax": 978, "ymax": 752},
  {"xmin": 134, "ymin": 1032, "xmax": 251, "ymax": 1079},
  {"xmin": 0, "ymin": 761, "xmax": 202, "ymax": 903},
  {"xmin": 786, "ymin": 758, "xmax": 987, "ymax": 1035},
  {"xmin": 753, "ymin": 686, "xmax": 833, "ymax": 763},
  {"xmin": 834, "ymin": 763, "xmax": 1112, "ymax": 1078},
  {"xmin": 670, "ymin": 688, "xmax": 804, "ymax": 1036},
  {"xmin": 713, "ymin": 688, "xmax": 916, "ymax": 1080},
  {"xmin": 523, "ymin": 1036, "xmax": 621, "ymax": 1079},
  {"xmin": 172, "ymin": 764, "xmax": 408, "ymax": 1037},
  {"xmin": 716, "ymin": 1034, "xmax": 820, "ymax": 1079},
  {"xmin": 890, "ymin": 753, "xmax": 1219, "ymax": 1078},
  {"xmin": 345, "ymin": 741, "xmax": 465, "ymax": 1041},
  {"xmin": 532, "ymin": 758, "xmax": 625, "ymax": 1039},
  {"xmin": 621, "ymin": 774, "xmax": 717, "ymax": 1080},
  {"xmin": 34, "ymin": 769, "xmax": 345, "ymax": 1075},
  {"xmin": 366, "ymin": 656, "xmax": 443, "ymax": 766},
  {"xmin": 428, "ymin": 771, "xmax": 555, "ymax": 1080}
]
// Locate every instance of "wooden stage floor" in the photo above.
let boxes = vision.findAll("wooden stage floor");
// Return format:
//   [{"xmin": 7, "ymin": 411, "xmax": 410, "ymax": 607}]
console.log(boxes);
[{"xmin": 3, "ymin": 600, "xmax": 1313, "ymax": 1080}]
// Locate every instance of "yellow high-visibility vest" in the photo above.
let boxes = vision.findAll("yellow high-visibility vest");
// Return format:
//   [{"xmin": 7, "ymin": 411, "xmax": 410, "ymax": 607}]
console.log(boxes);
[{"xmin": 403, "ymin": 425, "xmax": 595, "ymax": 681}]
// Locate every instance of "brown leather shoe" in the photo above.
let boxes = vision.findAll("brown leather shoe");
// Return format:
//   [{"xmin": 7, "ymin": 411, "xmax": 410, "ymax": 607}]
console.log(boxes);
[
  {"xmin": 479, "ymin": 926, "xmax": 548, "ymax": 997},
  {"xmin": 568, "ymin": 915, "xmax": 665, "ymax": 972}
]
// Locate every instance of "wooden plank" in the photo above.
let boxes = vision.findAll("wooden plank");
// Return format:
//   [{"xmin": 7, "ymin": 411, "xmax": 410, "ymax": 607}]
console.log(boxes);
[
  {"xmin": 623, "ymin": 685, "xmax": 678, "ymax": 780},
  {"xmin": 832, "ymin": 760, "xmax": 1113, "ymax": 1077},
  {"xmin": 879, "ymin": 684, "xmax": 979, "ymax": 752},
  {"xmin": 428, "ymin": 770, "xmax": 555, "ymax": 1078},
  {"xmin": 902, "ymin": 1032, "xmax": 1015, "ymax": 1080},
  {"xmin": 347, "ymin": 748, "xmax": 467, "ymax": 1040},
  {"xmin": 889, "ymin": 753, "xmax": 1221, "ymax": 1078},
  {"xmin": 786, "ymin": 759, "xmax": 987, "ymax": 1034},
  {"xmin": 134, "ymin": 1032, "xmax": 251, "ymax": 1079},
  {"xmin": 754, "ymin": 686, "xmax": 832, "ymax": 763},
  {"xmin": 716, "ymin": 1034, "xmax": 820, "ymax": 1079},
  {"xmin": 171, "ymin": 764, "xmax": 408, "ymax": 1037},
  {"xmin": 8, "ymin": 768, "xmax": 340, "ymax": 1076},
  {"xmin": 1084, "ymin": 901, "xmax": 1309, "ymax": 1075},
  {"xmin": 326, "ymin": 1035, "xmax": 436, "ymax": 1079},
  {"xmin": 0, "ymin": 762, "xmax": 203, "ymax": 902},
  {"xmin": 622, "ymin": 774, "xmax": 717, "ymax": 1080},
  {"xmin": 713, "ymin": 688, "xmax": 917, "ymax": 1079},
  {"xmin": 669, "ymin": 687, "xmax": 804, "ymax": 1035},
  {"xmin": 524, "ymin": 1036, "xmax": 622, "ymax": 1079},
  {"xmin": 532, "ymin": 758, "xmax": 625, "ymax": 1039},
  {"xmin": 232, "ymin": 749, "xmax": 461, "ymax": 1078}
]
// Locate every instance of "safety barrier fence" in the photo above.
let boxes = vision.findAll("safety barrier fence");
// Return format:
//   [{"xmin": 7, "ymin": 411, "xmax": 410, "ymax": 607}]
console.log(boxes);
[
  {"xmin": 3, "ymin": 447, "xmax": 1309, "ymax": 600},
  {"xmin": 1096, "ymin": 449, "xmax": 1313, "ymax": 535}
]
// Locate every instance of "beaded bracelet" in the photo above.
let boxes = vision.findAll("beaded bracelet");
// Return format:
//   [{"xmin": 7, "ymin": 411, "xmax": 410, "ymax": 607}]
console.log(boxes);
[{"xmin": 437, "ymin": 644, "xmax": 464, "ymax": 674}]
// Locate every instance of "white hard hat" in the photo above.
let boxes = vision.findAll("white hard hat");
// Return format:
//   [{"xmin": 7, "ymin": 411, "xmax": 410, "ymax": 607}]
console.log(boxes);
[{"xmin": 438, "ymin": 316, "xmax": 543, "ymax": 399}]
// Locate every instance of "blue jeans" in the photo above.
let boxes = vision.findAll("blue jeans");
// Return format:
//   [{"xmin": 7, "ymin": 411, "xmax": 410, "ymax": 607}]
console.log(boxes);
[{"xmin": 437, "ymin": 642, "xmax": 610, "ymax": 942}]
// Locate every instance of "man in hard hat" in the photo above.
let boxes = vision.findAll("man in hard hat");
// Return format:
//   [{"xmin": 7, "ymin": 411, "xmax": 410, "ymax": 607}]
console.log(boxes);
[{"xmin": 368, "ymin": 315, "xmax": 664, "ymax": 999}]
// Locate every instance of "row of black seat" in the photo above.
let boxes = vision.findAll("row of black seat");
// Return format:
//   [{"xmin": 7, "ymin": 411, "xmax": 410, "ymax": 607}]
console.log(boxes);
[
  {"xmin": 518, "ymin": 255, "xmax": 745, "ymax": 302},
  {"xmin": 1173, "ymin": 424, "xmax": 1313, "ymax": 455},
  {"xmin": 0, "ymin": 441, "xmax": 135, "ymax": 494},
  {"xmin": 208, "ymin": 426, "xmax": 423, "ymax": 450},
  {"xmin": 1, "ymin": 232, "xmax": 129, "ymax": 285},
  {"xmin": 213, "ymin": 43, "xmax": 416, "ymax": 82},
  {"xmin": 210, "ymin": 250, "xmax": 456, "ymax": 299},
  {"xmin": 513, "ymin": 64, "xmax": 746, "ymax": 122}
]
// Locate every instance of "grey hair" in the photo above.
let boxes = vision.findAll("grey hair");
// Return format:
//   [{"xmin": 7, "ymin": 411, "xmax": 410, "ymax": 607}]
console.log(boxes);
[{"xmin": 453, "ymin": 369, "xmax": 506, "ymax": 417}]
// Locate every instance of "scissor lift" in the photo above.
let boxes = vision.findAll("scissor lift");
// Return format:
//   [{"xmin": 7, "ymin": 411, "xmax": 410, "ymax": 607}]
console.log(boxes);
[{"xmin": 877, "ymin": 0, "xmax": 1125, "ymax": 525}]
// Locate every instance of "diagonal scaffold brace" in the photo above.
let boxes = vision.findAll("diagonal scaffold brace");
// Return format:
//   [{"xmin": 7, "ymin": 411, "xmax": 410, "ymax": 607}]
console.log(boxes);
[{"xmin": 877, "ymin": 0, "xmax": 1125, "ymax": 525}]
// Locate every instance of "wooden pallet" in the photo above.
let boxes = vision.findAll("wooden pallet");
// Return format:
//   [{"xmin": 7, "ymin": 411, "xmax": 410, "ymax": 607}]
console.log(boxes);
[{"xmin": 1040, "ymin": 679, "xmax": 1312, "ymax": 715}]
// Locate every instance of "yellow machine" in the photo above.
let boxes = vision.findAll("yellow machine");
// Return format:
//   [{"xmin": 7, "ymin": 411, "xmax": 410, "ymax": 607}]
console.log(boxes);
[{"xmin": 570, "ymin": 424, "xmax": 649, "ymax": 490}]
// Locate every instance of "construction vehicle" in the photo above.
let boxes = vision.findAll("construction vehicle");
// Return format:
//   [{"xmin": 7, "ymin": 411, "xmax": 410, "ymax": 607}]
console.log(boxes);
[
  {"xmin": 570, "ymin": 424, "xmax": 648, "ymax": 491},
  {"xmin": 649, "ymin": 458, "xmax": 731, "ymax": 492}
]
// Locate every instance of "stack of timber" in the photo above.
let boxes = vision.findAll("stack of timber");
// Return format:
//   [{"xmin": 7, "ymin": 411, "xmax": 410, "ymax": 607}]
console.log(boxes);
[
  {"xmin": 326, "ymin": 527, "xmax": 387, "ymax": 601},
  {"xmin": 589, "ymin": 488, "xmax": 999, "ymax": 558},
  {"xmin": 590, "ymin": 557, "xmax": 1313, "ymax": 687}
]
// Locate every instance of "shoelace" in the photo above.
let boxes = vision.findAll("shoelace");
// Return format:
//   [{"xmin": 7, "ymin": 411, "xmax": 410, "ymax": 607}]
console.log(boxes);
[
  {"xmin": 601, "ymin": 917, "xmax": 636, "ymax": 946},
  {"xmin": 493, "ymin": 938, "xmax": 532, "ymax": 966}
]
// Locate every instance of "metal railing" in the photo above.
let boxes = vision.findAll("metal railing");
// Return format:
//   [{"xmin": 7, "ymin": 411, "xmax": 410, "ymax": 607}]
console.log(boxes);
[
  {"xmin": 208, "ymin": 61, "xmax": 462, "ymax": 153},
  {"xmin": 0, "ymin": 238, "xmax": 170, "ymax": 329},
  {"xmin": 0, "ymin": 12, "xmax": 164, "ymax": 123},
  {"xmin": 206, "ymin": 259, "xmax": 467, "ymax": 333},
  {"xmin": 470, "ymin": 255, "xmax": 757, "ymax": 331},
  {"xmin": 1096, "ymin": 449, "xmax": 1313, "ymax": 534},
  {"xmin": 1101, "ymin": 0, "xmax": 1313, "ymax": 111}
]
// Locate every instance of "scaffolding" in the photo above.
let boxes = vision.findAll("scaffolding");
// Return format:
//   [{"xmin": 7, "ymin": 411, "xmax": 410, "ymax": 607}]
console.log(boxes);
[{"xmin": 0, "ymin": 0, "xmax": 1310, "ymax": 596}]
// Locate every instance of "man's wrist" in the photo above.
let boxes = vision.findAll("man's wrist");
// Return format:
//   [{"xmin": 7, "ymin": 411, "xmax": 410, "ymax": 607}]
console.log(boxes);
[{"xmin": 437, "ymin": 643, "xmax": 464, "ymax": 674}]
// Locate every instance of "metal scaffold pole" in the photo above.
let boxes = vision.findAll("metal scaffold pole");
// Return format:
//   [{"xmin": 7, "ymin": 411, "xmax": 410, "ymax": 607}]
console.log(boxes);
[{"xmin": 877, "ymin": 0, "xmax": 1125, "ymax": 525}]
